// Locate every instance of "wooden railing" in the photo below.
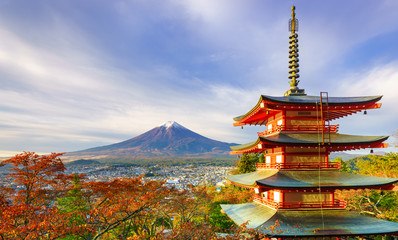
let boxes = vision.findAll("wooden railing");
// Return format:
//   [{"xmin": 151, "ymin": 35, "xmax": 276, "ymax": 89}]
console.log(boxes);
[
  {"xmin": 257, "ymin": 124, "xmax": 339, "ymax": 136},
  {"xmin": 253, "ymin": 195, "xmax": 346, "ymax": 209},
  {"xmin": 252, "ymin": 195, "xmax": 279, "ymax": 209},
  {"xmin": 256, "ymin": 161, "xmax": 340, "ymax": 170}
]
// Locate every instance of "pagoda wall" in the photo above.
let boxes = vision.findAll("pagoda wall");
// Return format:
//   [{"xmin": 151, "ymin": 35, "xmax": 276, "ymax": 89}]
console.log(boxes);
[
  {"xmin": 285, "ymin": 155, "xmax": 328, "ymax": 164},
  {"xmin": 286, "ymin": 110, "xmax": 317, "ymax": 117},
  {"xmin": 285, "ymin": 147, "xmax": 328, "ymax": 164},
  {"xmin": 264, "ymin": 147, "xmax": 329, "ymax": 165},
  {"xmin": 285, "ymin": 147, "xmax": 326, "ymax": 153},
  {"xmin": 284, "ymin": 192, "xmax": 333, "ymax": 202},
  {"xmin": 265, "ymin": 110, "xmax": 325, "ymax": 134},
  {"xmin": 287, "ymin": 118, "xmax": 322, "ymax": 126},
  {"xmin": 266, "ymin": 112, "xmax": 284, "ymax": 132},
  {"xmin": 260, "ymin": 190, "xmax": 335, "ymax": 203},
  {"xmin": 264, "ymin": 147, "xmax": 284, "ymax": 164}
]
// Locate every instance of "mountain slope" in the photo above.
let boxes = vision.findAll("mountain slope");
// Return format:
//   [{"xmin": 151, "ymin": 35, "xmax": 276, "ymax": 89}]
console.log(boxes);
[{"xmin": 70, "ymin": 121, "xmax": 234, "ymax": 157}]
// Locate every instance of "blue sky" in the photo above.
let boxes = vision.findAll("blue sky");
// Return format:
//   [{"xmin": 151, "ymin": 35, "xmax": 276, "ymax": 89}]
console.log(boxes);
[{"xmin": 1, "ymin": 0, "xmax": 398, "ymax": 156}]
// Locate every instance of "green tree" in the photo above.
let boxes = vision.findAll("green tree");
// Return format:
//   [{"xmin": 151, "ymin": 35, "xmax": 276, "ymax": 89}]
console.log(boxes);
[
  {"xmin": 334, "ymin": 157, "xmax": 350, "ymax": 173},
  {"xmin": 57, "ymin": 174, "xmax": 91, "ymax": 240},
  {"xmin": 337, "ymin": 153, "xmax": 398, "ymax": 223},
  {"xmin": 258, "ymin": 153, "xmax": 265, "ymax": 163},
  {"xmin": 208, "ymin": 200, "xmax": 235, "ymax": 231},
  {"xmin": 237, "ymin": 153, "xmax": 258, "ymax": 173},
  {"xmin": 356, "ymin": 152, "xmax": 398, "ymax": 178}
]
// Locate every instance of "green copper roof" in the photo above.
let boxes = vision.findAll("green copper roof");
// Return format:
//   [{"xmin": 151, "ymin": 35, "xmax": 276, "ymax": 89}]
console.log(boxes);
[
  {"xmin": 227, "ymin": 170, "xmax": 398, "ymax": 189},
  {"xmin": 221, "ymin": 202, "xmax": 398, "ymax": 237},
  {"xmin": 262, "ymin": 133, "xmax": 388, "ymax": 145},
  {"xmin": 255, "ymin": 170, "xmax": 398, "ymax": 189},
  {"xmin": 227, "ymin": 170, "xmax": 279, "ymax": 187},
  {"xmin": 230, "ymin": 139, "xmax": 260, "ymax": 151},
  {"xmin": 230, "ymin": 133, "xmax": 388, "ymax": 151},
  {"xmin": 221, "ymin": 202, "xmax": 276, "ymax": 229}
]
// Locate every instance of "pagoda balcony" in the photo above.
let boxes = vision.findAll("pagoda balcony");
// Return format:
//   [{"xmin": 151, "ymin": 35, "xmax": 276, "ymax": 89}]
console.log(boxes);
[
  {"xmin": 253, "ymin": 195, "xmax": 347, "ymax": 210},
  {"xmin": 256, "ymin": 161, "xmax": 340, "ymax": 170},
  {"xmin": 257, "ymin": 124, "xmax": 339, "ymax": 136}
]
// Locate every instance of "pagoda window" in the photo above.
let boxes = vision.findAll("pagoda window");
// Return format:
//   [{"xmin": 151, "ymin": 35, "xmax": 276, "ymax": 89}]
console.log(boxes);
[
  {"xmin": 276, "ymin": 155, "xmax": 283, "ymax": 163},
  {"xmin": 262, "ymin": 191, "xmax": 268, "ymax": 199},
  {"xmin": 267, "ymin": 123, "xmax": 272, "ymax": 131},
  {"xmin": 277, "ymin": 119, "xmax": 283, "ymax": 126},
  {"xmin": 266, "ymin": 156, "xmax": 271, "ymax": 164},
  {"xmin": 274, "ymin": 191, "xmax": 281, "ymax": 203}
]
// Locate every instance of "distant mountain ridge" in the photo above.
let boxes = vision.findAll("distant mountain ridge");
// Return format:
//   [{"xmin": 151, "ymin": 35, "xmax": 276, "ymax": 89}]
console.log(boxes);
[{"xmin": 67, "ymin": 121, "xmax": 235, "ymax": 160}]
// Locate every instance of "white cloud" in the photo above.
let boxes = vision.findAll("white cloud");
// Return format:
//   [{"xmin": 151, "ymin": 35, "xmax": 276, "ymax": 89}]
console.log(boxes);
[
  {"xmin": 1, "ymin": 0, "xmax": 398, "ymax": 156},
  {"xmin": 332, "ymin": 61, "xmax": 398, "ymax": 144}
]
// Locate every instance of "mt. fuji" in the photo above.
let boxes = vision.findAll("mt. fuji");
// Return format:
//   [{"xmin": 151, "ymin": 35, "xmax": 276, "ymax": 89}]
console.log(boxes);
[{"xmin": 67, "ymin": 121, "xmax": 235, "ymax": 158}]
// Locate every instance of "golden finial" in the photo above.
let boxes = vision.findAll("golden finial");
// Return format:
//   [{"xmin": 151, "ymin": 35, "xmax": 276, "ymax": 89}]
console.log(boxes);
[
  {"xmin": 289, "ymin": 5, "xmax": 298, "ymax": 33},
  {"xmin": 285, "ymin": 5, "xmax": 306, "ymax": 96},
  {"xmin": 291, "ymin": 6, "xmax": 296, "ymax": 33}
]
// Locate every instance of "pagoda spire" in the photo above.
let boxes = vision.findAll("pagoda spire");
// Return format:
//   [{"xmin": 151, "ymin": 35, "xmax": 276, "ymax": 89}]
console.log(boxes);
[{"xmin": 285, "ymin": 5, "xmax": 306, "ymax": 96}]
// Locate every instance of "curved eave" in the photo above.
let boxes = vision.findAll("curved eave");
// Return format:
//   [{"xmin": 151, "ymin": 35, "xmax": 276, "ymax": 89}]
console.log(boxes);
[
  {"xmin": 261, "ymin": 133, "xmax": 389, "ymax": 146},
  {"xmin": 230, "ymin": 133, "xmax": 389, "ymax": 154},
  {"xmin": 255, "ymin": 170, "xmax": 398, "ymax": 190},
  {"xmin": 233, "ymin": 96, "xmax": 264, "ymax": 125},
  {"xmin": 233, "ymin": 95, "xmax": 383, "ymax": 126},
  {"xmin": 227, "ymin": 170, "xmax": 279, "ymax": 188},
  {"xmin": 262, "ymin": 95, "xmax": 383, "ymax": 105},
  {"xmin": 230, "ymin": 139, "xmax": 262, "ymax": 154},
  {"xmin": 221, "ymin": 203, "xmax": 398, "ymax": 237}
]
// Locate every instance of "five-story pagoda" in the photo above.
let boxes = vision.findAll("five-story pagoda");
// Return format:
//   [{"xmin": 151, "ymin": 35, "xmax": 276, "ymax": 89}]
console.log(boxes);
[{"xmin": 221, "ymin": 6, "xmax": 398, "ymax": 239}]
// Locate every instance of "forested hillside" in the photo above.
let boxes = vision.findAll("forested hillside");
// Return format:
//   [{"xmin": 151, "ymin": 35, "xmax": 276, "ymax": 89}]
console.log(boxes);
[{"xmin": 335, "ymin": 153, "xmax": 398, "ymax": 222}]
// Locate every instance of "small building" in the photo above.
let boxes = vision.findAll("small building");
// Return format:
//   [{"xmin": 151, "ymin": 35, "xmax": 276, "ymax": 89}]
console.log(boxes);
[{"xmin": 221, "ymin": 6, "xmax": 398, "ymax": 239}]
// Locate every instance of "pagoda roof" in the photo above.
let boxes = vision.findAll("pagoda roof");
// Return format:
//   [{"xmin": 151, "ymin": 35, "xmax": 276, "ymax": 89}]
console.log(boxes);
[
  {"xmin": 221, "ymin": 202, "xmax": 398, "ymax": 237},
  {"xmin": 230, "ymin": 133, "xmax": 388, "ymax": 154},
  {"xmin": 233, "ymin": 95, "xmax": 382, "ymax": 125},
  {"xmin": 261, "ymin": 95, "xmax": 382, "ymax": 105},
  {"xmin": 227, "ymin": 170, "xmax": 398, "ymax": 190},
  {"xmin": 227, "ymin": 170, "xmax": 278, "ymax": 188}
]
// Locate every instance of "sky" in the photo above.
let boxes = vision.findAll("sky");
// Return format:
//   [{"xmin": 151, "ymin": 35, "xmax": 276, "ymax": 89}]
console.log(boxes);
[{"xmin": 1, "ymin": 0, "xmax": 398, "ymax": 157}]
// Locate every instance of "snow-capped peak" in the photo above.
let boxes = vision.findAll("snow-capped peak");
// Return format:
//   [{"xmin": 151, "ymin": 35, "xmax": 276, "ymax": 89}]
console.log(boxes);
[{"xmin": 161, "ymin": 121, "xmax": 184, "ymax": 129}]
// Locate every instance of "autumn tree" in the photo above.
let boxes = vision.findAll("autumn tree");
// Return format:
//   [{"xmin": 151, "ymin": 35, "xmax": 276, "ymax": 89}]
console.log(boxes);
[
  {"xmin": 162, "ymin": 186, "xmax": 212, "ymax": 227},
  {"xmin": 0, "ymin": 151, "xmax": 278, "ymax": 239},
  {"xmin": 0, "ymin": 152, "xmax": 71, "ymax": 240},
  {"xmin": 72, "ymin": 177, "xmax": 170, "ymax": 240}
]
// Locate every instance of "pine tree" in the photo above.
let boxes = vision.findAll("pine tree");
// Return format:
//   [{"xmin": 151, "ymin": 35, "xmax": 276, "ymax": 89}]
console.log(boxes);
[{"xmin": 237, "ymin": 153, "xmax": 258, "ymax": 173}]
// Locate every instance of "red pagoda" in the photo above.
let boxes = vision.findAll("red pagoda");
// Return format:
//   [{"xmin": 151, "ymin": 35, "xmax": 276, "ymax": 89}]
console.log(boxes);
[{"xmin": 221, "ymin": 6, "xmax": 398, "ymax": 239}]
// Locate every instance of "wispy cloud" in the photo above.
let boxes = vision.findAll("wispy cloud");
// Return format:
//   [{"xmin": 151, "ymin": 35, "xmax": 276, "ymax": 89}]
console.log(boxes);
[{"xmin": 0, "ymin": 0, "xmax": 397, "ymax": 155}]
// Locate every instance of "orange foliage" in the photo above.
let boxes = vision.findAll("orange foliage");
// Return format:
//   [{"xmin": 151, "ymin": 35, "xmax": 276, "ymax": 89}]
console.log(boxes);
[
  {"xmin": 0, "ymin": 152, "xmax": 276, "ymax": 239},
  {"xmin": 213, "ymin": 184, "xmax": 252, "ymax": 204},
  {"xmin": 83, "ymin": 177, "xmax": 169, "ymax": 239},
  {"xmin": 0, "ymin": 152, "xmax": 72, "ymax": 239}
]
